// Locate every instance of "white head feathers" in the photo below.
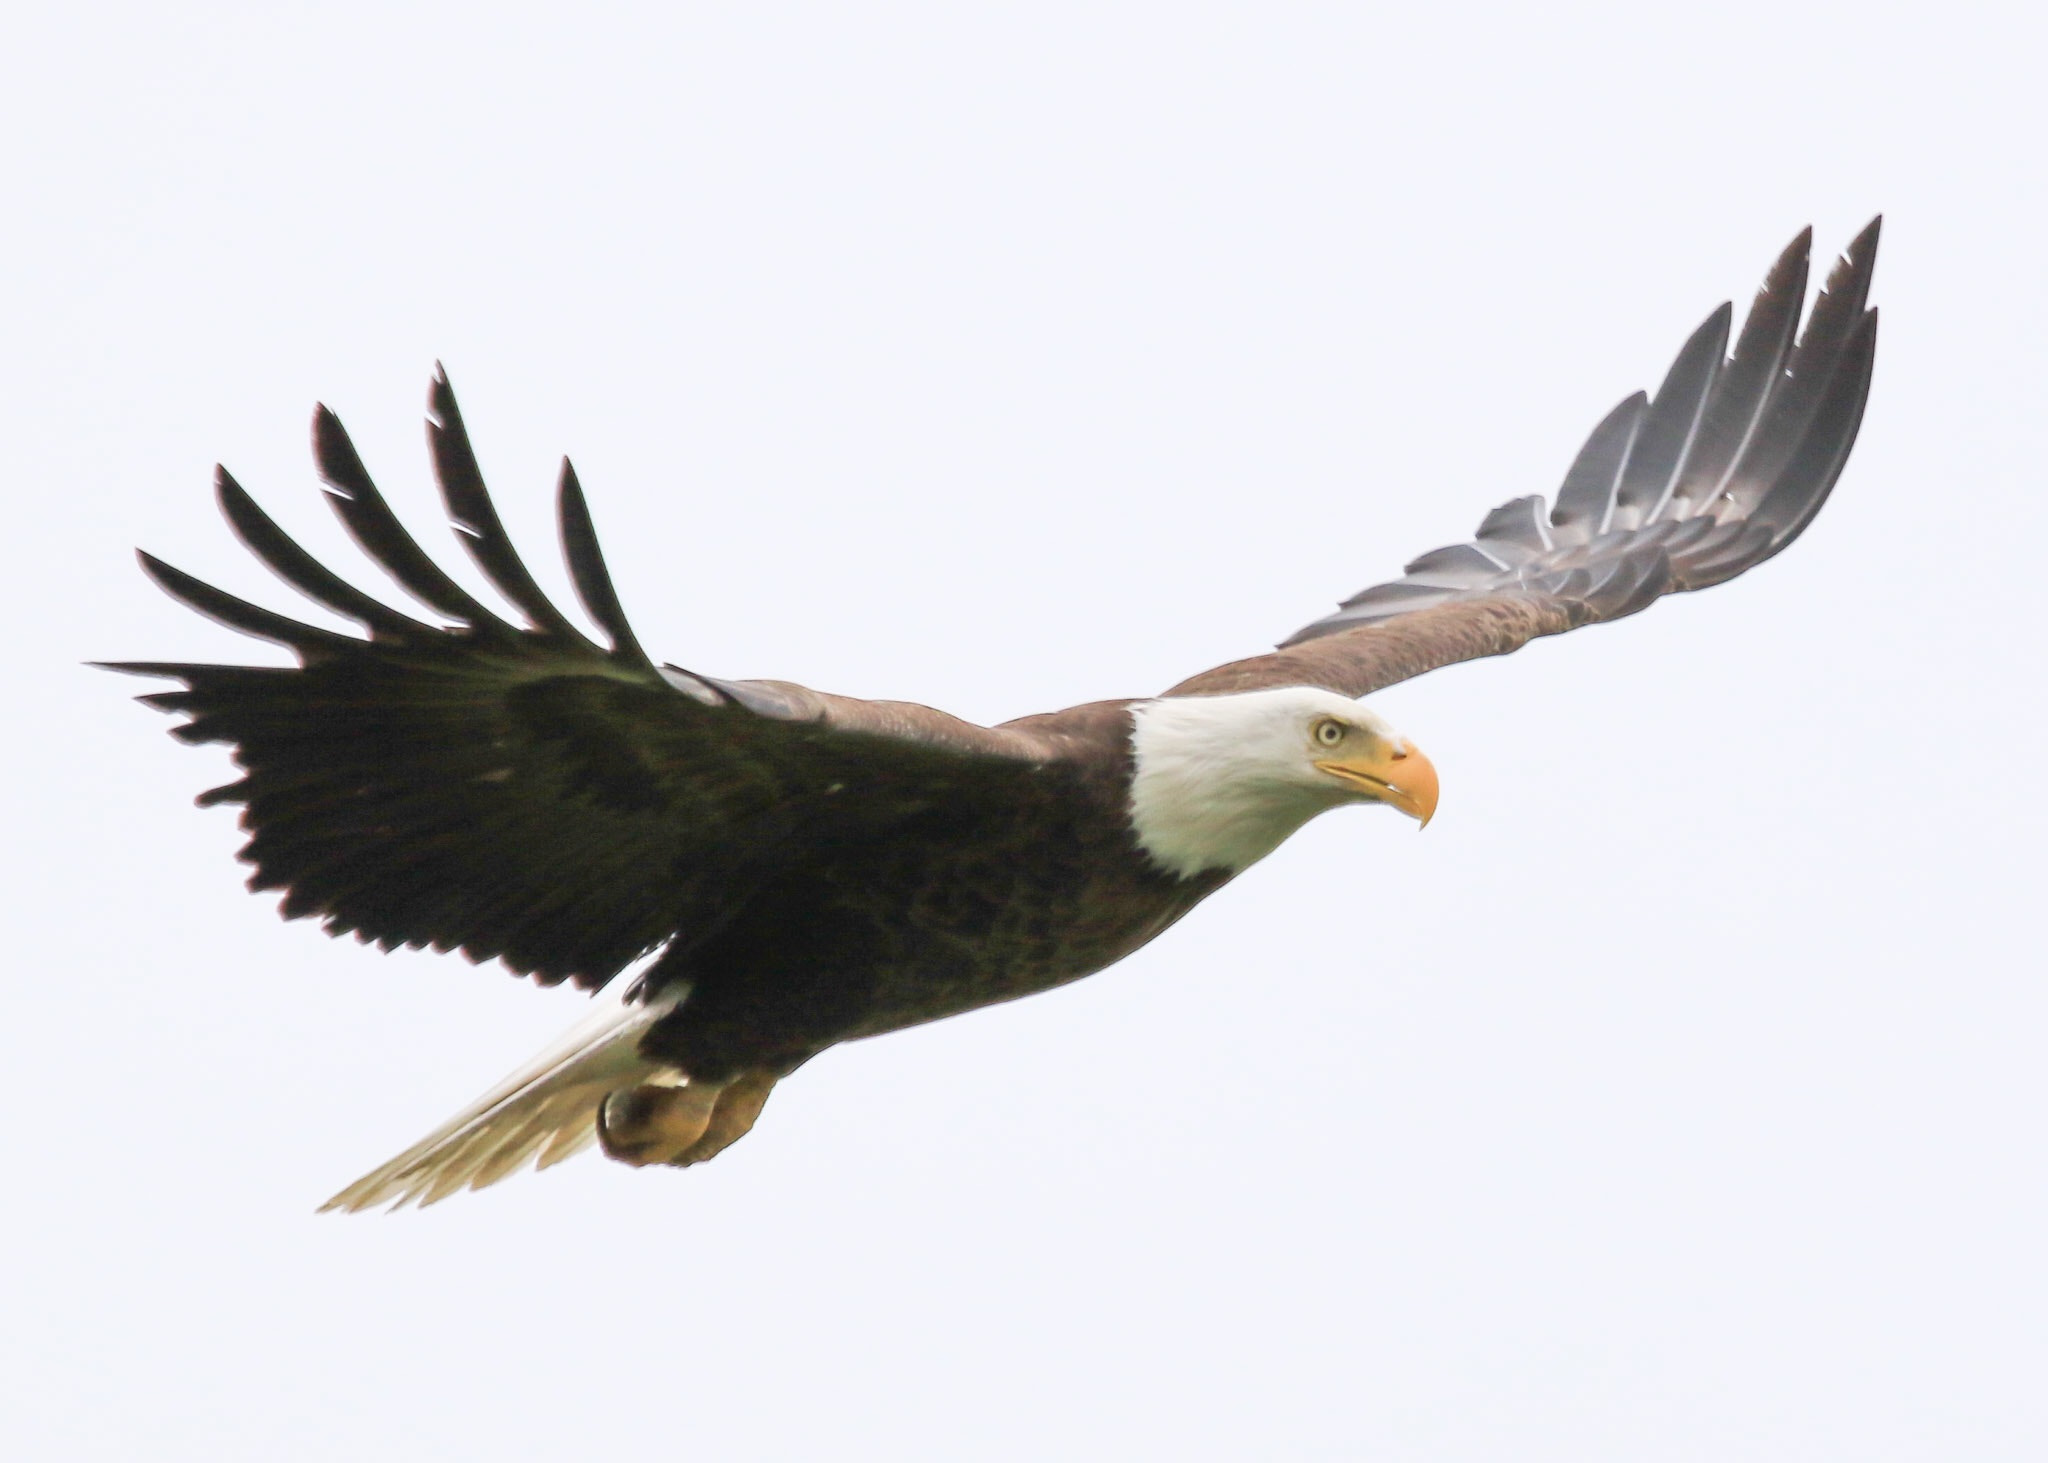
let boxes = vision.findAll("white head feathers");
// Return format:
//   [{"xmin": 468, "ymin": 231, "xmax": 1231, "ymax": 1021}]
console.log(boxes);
[{"xmin": 1126, "ymin": 687, "xmax": 1417, "ymax": 879}]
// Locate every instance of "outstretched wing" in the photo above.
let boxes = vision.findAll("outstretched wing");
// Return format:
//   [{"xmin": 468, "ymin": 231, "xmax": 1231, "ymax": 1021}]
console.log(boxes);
[
  {"xmin": 108, "ymin": 370, "xmax": 1056, "ymax": 989},
  {"xmin": 1167, "ymin": 220, "xmax": 1880, "ymax": 700}
]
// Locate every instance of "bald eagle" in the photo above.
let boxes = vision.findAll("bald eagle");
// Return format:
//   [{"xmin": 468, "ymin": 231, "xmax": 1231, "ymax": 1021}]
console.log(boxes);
[{"xmin": 109, "ymin": 221, "xmax": 1879, "ymax": 1211}]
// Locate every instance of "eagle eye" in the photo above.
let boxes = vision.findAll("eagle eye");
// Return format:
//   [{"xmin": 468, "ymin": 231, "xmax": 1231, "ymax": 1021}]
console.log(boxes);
[{"xmin": 1312, "ymin": 718, "xmax": 1346, "ymax": 748}]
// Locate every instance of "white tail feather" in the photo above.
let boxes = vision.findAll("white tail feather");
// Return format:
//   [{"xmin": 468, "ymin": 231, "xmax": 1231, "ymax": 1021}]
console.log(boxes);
[{"xmin": 319, "ymin": 977, "xmax": 687, "ymax": 1213}]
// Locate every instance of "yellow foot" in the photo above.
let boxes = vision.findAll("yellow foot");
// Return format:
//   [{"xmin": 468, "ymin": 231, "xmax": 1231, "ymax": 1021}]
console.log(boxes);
[
  {"xmin": 597, "ymin": 1079, "xmax": 724, "ymax": 1166},
  {"xmin": 595, "ymin": 1068, "xmax": 781, "ymax": 1169},
  {"xmin": 671, "ymin": 1068, "xmax": 778, "ymax": 1166}
]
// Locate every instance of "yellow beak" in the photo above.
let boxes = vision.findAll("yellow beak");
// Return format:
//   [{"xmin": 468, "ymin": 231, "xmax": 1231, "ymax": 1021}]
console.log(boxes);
[{"xmin": 1315, "ymin": 740, "xmax": 1439, "ymax": 827}]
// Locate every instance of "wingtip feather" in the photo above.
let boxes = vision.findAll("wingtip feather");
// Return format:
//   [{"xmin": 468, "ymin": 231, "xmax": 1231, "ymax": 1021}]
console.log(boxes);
[{"xmin": 1265, "ymin": 220, "xmax": 1880, "ymax": 671}]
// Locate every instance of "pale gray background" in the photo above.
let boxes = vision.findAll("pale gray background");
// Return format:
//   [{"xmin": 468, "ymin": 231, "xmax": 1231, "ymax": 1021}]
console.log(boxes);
[{"xmin": 4, "ymin": 3, "xmax": 2043, "ymax": 1458}]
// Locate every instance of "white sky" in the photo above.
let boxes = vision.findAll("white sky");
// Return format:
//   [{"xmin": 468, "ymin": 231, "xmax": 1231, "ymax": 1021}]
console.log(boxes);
[{"xmin": 5, "ymin": 3, "xmax": 2045, "ymax": 1458}]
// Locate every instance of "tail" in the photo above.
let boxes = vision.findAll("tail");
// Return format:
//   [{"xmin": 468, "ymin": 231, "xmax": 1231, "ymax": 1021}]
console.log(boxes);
[{"xmin": 320, "ymin": 979, "xmax": 685, "ymax": 1213}]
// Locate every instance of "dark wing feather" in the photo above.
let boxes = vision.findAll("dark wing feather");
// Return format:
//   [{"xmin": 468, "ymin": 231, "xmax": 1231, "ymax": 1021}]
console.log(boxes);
[
  {"xmin": 311, "ymin": 404, "xmax": 517, "ymax": 636},
  {"xmin": 108, "ymin": 375, "xmax": 1059, "ymax": 989},
  {"xmin": 1168, "ymin": 220, "xmax": 1879, "ymax": 700},
  {"xmin": 425, "ymin": 366, "xmax": 590, "ymax": 645},
  {"xmin": 555, "ymin": 458, "xmax": 650, "ymax": 665}
]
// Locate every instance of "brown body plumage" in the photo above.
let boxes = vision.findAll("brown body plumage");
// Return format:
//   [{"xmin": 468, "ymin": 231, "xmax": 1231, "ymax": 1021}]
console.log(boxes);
[{"xmin": 108, "ymin": 221, "xmax": 1880, "ymax": 1208}]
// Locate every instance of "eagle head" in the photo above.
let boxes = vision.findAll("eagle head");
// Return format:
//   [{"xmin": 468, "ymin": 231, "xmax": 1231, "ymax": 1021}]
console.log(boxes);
[{"xmin": 1127, "ymin": 686, "xmax": 1438, "ymax": 878}]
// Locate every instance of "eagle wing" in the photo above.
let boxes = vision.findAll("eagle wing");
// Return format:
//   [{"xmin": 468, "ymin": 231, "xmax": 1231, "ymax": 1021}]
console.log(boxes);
[
  {"xmin": 109, "ymin": 371, "xmax": 1059, "ymax": 990},
  {"xmin": 1166, "ymin": 220, "xmax": 1880, "ymax": 701}
]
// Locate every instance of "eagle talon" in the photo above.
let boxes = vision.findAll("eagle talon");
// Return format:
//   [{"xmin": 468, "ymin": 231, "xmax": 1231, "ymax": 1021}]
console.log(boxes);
[
  {"xmin": 597, "ymin": 1080, "xmax": 723, "ymax": 1167},
  {"xmin": 595, "ymin": 1069, "xmax": 781, "ymax": 1168},
  {"xmin": 670, "ymin": 1068, "xmax": 779, "ymax": 1166}
]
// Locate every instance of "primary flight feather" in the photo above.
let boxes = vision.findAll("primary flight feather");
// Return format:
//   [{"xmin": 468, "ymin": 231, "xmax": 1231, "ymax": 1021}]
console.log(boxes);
[{"xmin": 108, "ymin": 220, "xmax": 1880, "ymax": 1210}]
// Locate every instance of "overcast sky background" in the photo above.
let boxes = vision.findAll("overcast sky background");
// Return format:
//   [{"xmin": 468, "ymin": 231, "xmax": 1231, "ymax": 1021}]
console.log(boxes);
[{"xmin": 3, "ymin": 3, "xmax": 2044, "ymax": 1458}]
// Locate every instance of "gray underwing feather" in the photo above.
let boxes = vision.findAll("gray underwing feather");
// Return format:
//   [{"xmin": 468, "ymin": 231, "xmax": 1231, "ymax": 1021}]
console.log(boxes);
[
  {"xmin": 1612, "ymin": 303, "xmax": 1729, "ymax": 530},
  {"xmin": 1550, "ymin": 393, "xmax": 1647, "ymax": 544}
]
